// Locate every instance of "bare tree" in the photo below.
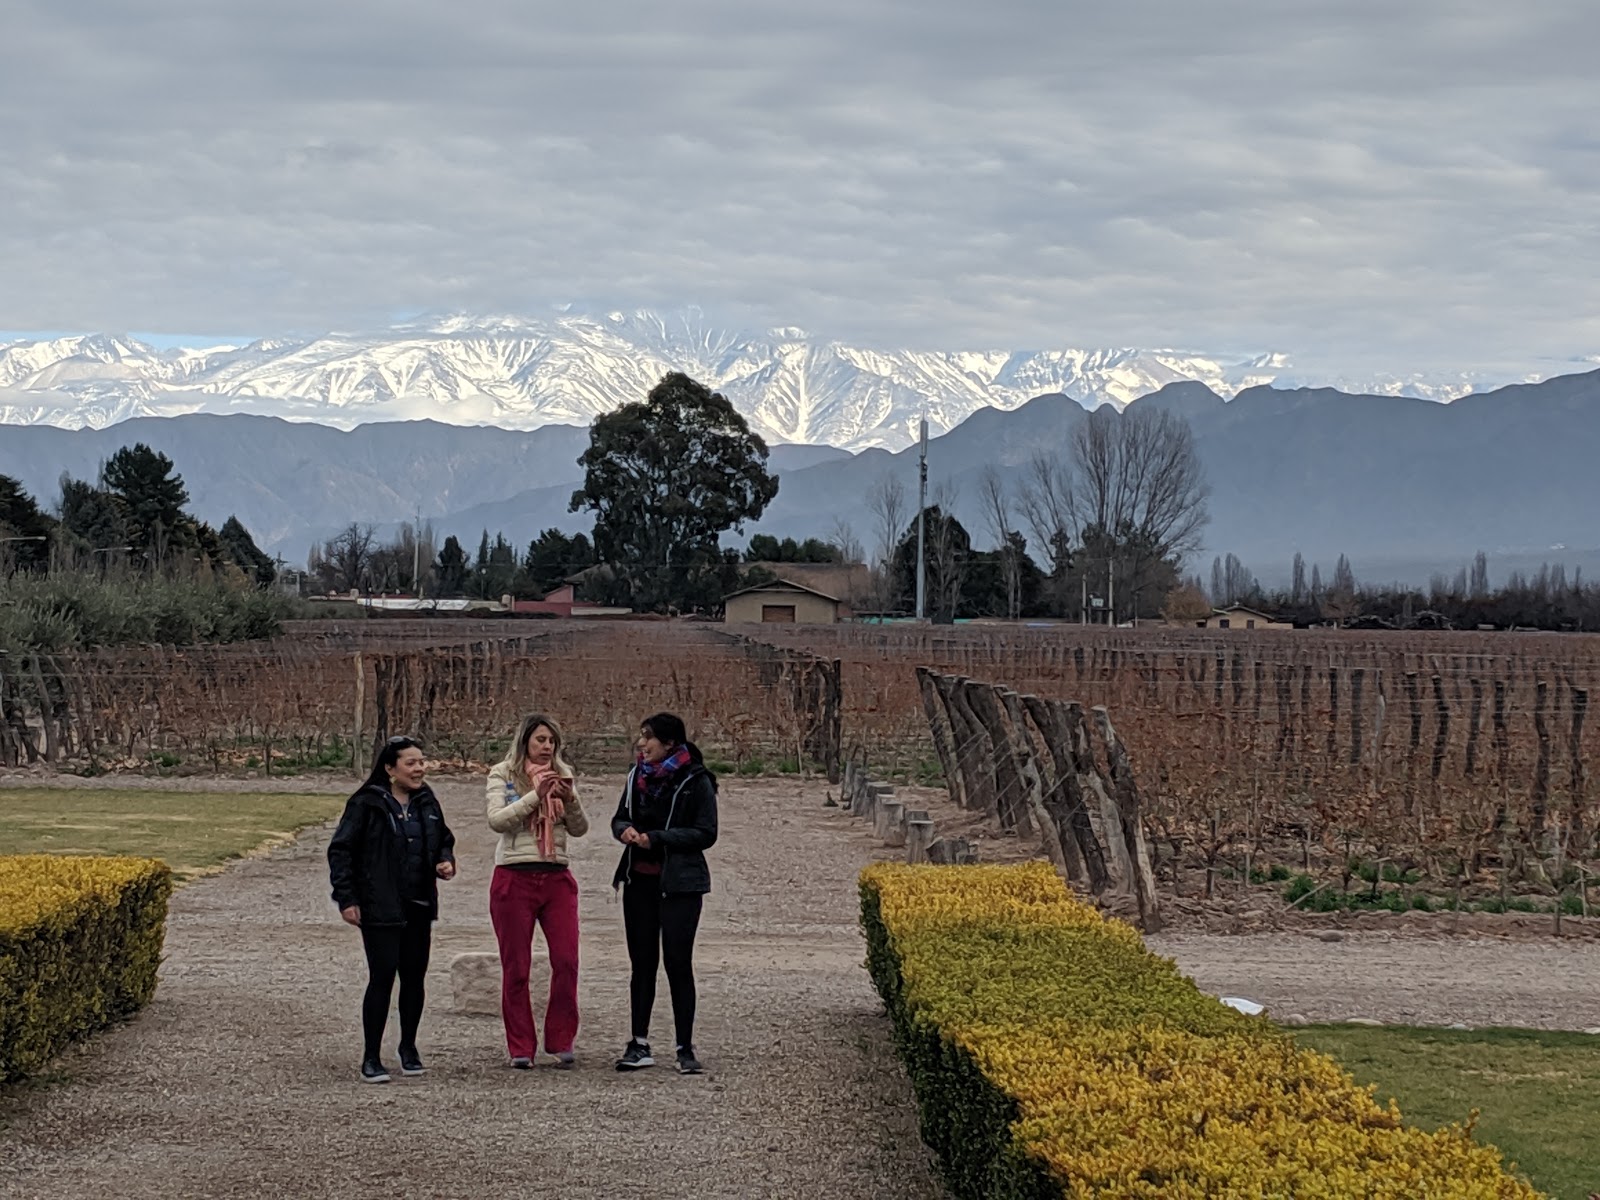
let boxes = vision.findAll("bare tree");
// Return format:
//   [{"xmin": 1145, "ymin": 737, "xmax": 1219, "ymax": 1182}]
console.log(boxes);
[
  {"xmin": 1017, "ymin": 452, "xmax": 1077, "ymax": 617},
  {"xmin": 321, "ymin": 523, "xmax": 376, "ymax": 593},
  {"xmin": 927, "ymin": 482, "xmax": 967, "ymax": 623},
  {"xmin": 1322, "ymin": 554, "xmax": 1359, "ymax": 626},
  {"xmin": 1069, "ymin": 406, "xmax": 1208, "ymax": 618},
  {"xmin": 1470, "ymin": 550, "xmax": 1490, "ymax": 599},
  {"xmin": 1017, "ymin": 452, "xmax": 1074, "ymax": 563},
  {"xmin": 828, "ymin": 516, "xmax": 865, "ymax": 566},
  {"xmin": 865, "ymin": 473, "xmax": 907, "ymax": 611},
  {"xmin": 979, "ymin": 467, "xmax": 1021, "ymax": 619}
]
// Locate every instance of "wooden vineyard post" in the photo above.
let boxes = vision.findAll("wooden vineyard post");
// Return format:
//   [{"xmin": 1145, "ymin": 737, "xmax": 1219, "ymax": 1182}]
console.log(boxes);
[
  {"xmin": 826, "ymin": 658, "xmax": 843, "ymax": 784},
  {"xmin": 905, "ymin": 817, "xmax": 935, "ymax": 864},
  {"xmin": 1093, "ymin": 705, "xmax": 1163, "ymax": 931},
  {"xmin": 915, "ymin": 666, "xmax": 965, "ymax": 807},
  {"xmin": 1570, "ymin": 686, "xmax": 1588, "ymax": 847},
  {"xmin": 1062, "ymin": 700, "xmax": 1140, "ymax": 917},
  {"xmin": 1021, "ymin": 694, "xmax": 1104, "ymax": 892},
  {"xmin": 997, "ymin": 686, "xmax": 1054, "ymax": 855},
  {"xmin": 962, "ymin": 682, "xmax": 1027, "ymax": 833},
  {"xmin": 876, "ymin": 799, "xmax": 907, "ymax": 847},
  {"xmin": 933, "ymin": 672, "xmax": 990, "ymax": 813},
  {"xmin": 353, "ymin": 652, "xmax": 365, "ymax": 770},
  {"xmin": 27, "ymin": 655, "xmax": 58, "ymax": 764},
  {"xmin": 945, "ymin": 675, "xmax": 1001, "ymax": 819}
]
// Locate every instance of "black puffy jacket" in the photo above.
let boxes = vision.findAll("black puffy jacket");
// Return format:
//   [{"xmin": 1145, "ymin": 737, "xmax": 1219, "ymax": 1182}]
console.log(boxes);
[
  {"xmin": 611, "ymin": 760, "xmax": 718, "ymax": 894},
  {"xmin": 327, "ymin": 783, "xmax": 455, "ymax": 925}
]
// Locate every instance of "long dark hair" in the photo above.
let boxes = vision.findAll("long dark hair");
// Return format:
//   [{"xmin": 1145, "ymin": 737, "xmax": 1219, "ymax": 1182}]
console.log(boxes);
[{"xmin": 359, "ymin": 735, "xmax": 423, "ymax": 794}]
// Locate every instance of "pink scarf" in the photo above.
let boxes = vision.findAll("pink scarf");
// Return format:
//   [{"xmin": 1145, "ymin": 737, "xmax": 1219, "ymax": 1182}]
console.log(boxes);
[{"xmin": 524, "ymin": 762, "xmax": 563, "ymax": 858}]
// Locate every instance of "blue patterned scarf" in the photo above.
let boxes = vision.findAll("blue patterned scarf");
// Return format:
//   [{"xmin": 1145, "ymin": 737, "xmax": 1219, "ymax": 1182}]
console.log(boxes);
[{"xmin": 634, "ymin": 744, "xmax": 694, "ymax": 807}]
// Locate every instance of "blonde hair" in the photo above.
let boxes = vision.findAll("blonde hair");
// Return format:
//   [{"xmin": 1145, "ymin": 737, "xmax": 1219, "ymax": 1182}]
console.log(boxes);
[{"xmin": 499, "ymin": 713, "xmax": 575, "ymax": 789}]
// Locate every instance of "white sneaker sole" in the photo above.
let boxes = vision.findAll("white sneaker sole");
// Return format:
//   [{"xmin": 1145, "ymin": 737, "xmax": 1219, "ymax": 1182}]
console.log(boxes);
[
  {"xmin": 361, "ymin": 1071, "xmax": 391, "ymax": 1084},
  {"xmin": 401, "ymin": 1066, "xmax": 425, "ymax": 1076},
  {"xmin": 616, "ymin": 1057, "xmax": 655, "ymax": 1070}
]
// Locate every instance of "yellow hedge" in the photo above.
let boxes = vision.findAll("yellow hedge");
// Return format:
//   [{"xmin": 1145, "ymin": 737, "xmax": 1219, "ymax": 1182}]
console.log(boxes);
[
  {"xmin": 860, "ymin": 862, "xmax": 1540, "ymax": 1200},
  {"xmin": 0, "ymin": 854, "xmax": 171, "ymax": 1084}
]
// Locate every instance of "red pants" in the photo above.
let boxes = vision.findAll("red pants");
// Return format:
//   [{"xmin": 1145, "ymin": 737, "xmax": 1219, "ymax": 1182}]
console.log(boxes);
[{"xmin": 489, "ymin": 866, "xmax": 580, "ymax": 1058}]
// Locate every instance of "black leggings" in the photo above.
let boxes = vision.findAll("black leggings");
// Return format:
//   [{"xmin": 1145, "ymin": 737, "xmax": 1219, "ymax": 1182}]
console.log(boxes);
[
  {"xmin": 358, "ymin": 908, "xmax": 432, "ymax": 1059},
  {"xmin": 622, "ymin": 875, "xmax": 703, "ymax": 1049}
]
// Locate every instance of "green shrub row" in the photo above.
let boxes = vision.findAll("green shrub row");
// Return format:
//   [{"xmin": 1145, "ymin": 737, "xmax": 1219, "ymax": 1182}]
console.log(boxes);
[
  {"xmin": 0, "ymin": 855, "xmax": 172, "ymax": 1084},
  {"xmin": 0, "ymin": 571, "xmax": 286, "ymax": 652},
  {"xmin": 860, "ymin": 862, "xmax": 1539, "ymax": 1199}
]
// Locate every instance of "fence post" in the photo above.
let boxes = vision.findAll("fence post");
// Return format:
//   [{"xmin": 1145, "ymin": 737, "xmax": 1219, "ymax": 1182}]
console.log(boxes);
[
  {"xmin": 876, "ymin": 800, "xmax": 906, "ymax": 846},
  {"xmin": 352, "ymin": 652, "xmax": 365, "ymax": 770},
  {"xmin": 906, "ymin": 819, "xmax": 935, "ymax": 864}
]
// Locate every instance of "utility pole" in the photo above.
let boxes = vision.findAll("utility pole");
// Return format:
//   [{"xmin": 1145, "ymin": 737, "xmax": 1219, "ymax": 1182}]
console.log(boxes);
[
  {"xmin": 915, "ymin": 417, "xmax": 928, "ymax": 621},
  {"xmin": 1107, "ymin": 559, "xmax": 1115, "ymax": 627}
]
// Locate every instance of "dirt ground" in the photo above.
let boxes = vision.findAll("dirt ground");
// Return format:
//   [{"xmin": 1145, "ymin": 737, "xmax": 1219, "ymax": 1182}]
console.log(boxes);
[{"xmin": 0, "ymin": 773, "xmax": 944, "ymax": 1200}]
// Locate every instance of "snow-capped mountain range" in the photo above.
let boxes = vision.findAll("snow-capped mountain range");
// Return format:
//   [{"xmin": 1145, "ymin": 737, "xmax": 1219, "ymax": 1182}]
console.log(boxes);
[{"xmin": 0, "ymin": 309, "xmax": 1557, "ymax": 452}]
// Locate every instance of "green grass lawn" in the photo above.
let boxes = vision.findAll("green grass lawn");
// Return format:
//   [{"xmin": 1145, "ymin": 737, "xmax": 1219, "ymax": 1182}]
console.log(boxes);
[
  {"xmin": 0, "ymin": 789, "xmax": 346, "ymax": 882},
  {"xmin": 1299, "ymin": 1025, "xmax": 1600, "ymax": 1200}
]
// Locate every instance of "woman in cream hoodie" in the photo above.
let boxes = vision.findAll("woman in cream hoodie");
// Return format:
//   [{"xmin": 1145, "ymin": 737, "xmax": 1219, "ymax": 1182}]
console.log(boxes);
[{"xmin": 486, "ymin": 713, "xmax": 587, "ymax": 1068}]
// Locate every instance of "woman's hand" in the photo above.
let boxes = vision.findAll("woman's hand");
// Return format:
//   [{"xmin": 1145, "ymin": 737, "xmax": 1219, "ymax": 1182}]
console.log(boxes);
[
  {"xmin": 436, "ymin": 860, "xmax": 457, "ymax": 880},
  {"xmin": 621, "ymin": 827, "xmax": 650, "ymax": 849},
  {"xmin": 340, "ymin": 905, "xmax": 361, "ymax": 926}
]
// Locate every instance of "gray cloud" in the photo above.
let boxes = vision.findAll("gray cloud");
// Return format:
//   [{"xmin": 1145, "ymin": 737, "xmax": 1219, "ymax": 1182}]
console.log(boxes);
[{"xmin": 2, "ymin": 0, "xmax": 1597, "ymax": 373}]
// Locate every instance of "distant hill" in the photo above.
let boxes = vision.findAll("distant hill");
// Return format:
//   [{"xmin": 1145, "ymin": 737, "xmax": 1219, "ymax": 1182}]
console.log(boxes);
[{"xmin": 3, "ymin": 369, "xmax": 1598, "ymax": 585}]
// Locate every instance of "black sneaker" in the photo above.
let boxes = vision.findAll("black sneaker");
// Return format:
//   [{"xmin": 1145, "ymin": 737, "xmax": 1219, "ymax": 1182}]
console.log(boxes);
[
  {"xmin": 615, "ymin": 1039, "xmax": 654, "ymax": 1071},
  {"xmin": 398, "ymin": 1045, "xmax": 424, "ymax": 1076},
  {"xmin": 509, "ymin": 1056, "xmax": 533, "ymax": 1070},
  {"xmin": 361, "ymin": 1057, "xmax": 391, "ymax": 1084},
  {"xmin": 675, "ymin": 1045, "xmax": 703, "ymax": 1075}
]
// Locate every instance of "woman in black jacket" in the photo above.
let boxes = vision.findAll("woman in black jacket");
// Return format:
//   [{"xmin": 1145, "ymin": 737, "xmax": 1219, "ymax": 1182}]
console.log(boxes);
[
  {"xmin": 611, "ymin": 712, "xmax": 718, "ymax": 1075},
  {"xmin": 328, "ymin": 736, "xmax": 457, "ymax": 1083}
]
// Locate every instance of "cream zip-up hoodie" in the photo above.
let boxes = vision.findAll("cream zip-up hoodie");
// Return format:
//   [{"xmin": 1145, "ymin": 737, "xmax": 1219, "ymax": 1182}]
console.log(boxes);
[{"xmin": 485, "ymin": 761, "xmax": 589, "ymax": 866}]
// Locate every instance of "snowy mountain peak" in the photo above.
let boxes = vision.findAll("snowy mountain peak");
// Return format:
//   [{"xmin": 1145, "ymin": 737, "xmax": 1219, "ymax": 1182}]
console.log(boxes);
[{"xmin": 0, "ymin": 310, "xmax": 1558, "ymax": 451}]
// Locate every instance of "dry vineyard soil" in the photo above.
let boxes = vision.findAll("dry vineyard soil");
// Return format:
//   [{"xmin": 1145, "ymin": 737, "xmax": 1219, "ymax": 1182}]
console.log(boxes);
[{"xmin": 0, "ymin": 775, "xmax": 944, "ymax": 1200}]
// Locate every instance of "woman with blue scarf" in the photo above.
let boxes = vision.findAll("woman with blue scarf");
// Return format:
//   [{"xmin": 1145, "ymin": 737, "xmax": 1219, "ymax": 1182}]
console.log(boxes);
[{"xmin": 610, "ymin": 711, "xmax": 719, "ymax": 1075}]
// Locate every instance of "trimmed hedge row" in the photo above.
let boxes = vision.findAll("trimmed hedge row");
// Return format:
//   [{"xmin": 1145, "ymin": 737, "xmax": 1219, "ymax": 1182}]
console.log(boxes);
[
  {"xmin": 860, "ymin": 861, "xmax": 1540, "ymax": 1200},
  {"xmin": 0, "ymin": 854, "xmax": 171, "ymax": 1084}
]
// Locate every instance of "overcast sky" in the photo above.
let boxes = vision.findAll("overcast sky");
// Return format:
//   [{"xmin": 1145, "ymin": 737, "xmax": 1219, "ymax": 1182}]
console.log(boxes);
[{"xmin": 3, "ymin": 0, "xmax": 1597, "ymax": 372}]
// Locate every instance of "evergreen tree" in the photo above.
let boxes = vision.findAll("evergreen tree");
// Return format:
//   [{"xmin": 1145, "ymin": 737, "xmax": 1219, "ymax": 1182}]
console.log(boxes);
[
  {"xmin": 435, "ymin": 535, "xmax": 469, "ymax": 596},
  {"xmin": 890, "ymin": 506, "xmax": 970, "ymax": 624},
  {"xmin": 570, "ymin": 372, "xmax": 778, "ymax": 613},
  {"xmin": 521, "ymin": 528, "xmax": 595, "ymax": 596},
  {"xmin": 0, "ymin": 475, "xmax": 55, "ymax": 572},
  {"xmin": 218, "ymin": 516, "xmax": 277, "ymax": 586},
  {"xmin": 102, "ymin": 443, "xmax": 190, "ymax": 565},
  {"xmin": 58, "ymin": 475, "xmax": 129, "ymax": 557}
]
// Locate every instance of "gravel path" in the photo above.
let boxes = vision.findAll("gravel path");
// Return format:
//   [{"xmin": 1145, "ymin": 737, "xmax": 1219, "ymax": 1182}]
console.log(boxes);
[
  {"xmin": 1149, "ymin": 928, "xmax": 1600, "ymax": 1029},
  {"xmin": 0, "ymin": 776, "xmax": 942, "ymax": 1200}
]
